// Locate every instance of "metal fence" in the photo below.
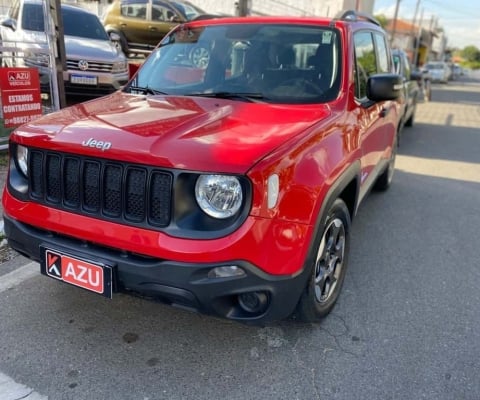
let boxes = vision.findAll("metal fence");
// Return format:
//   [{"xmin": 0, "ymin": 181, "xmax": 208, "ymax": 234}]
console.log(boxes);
[{"xmin": 0, "ymin": 1, "xmax": 63, "ymax": 150}]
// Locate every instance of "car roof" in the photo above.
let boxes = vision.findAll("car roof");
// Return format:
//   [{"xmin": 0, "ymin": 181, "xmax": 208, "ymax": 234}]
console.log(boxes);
[
  {"xmin": 178, "ymin": 9, "xmax": 386, "ymax": 36},
  {"xmin": 21, "ymin": 0, "xmax": 97, "ymax": 15}
]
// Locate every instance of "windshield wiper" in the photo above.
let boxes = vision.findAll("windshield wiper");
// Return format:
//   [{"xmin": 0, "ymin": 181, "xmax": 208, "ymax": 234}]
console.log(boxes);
[
  {"xmin": 184, "ymin": 92, "xmax": 267, "ymax": 102},
  {"xmin": 127, "ymin": 86, "xmax": 167, "ymax": 95}
]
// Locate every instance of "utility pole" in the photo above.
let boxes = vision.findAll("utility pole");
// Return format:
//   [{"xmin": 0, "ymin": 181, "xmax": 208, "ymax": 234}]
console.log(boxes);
[
  {"xmin": 236, "ymin": 0, "xmax": 250, "ymax": 16},
  {"xmin": 413, "ymin": 7, "xmax": 424, "ymax": 66},
  {"xmin": 45, "ymin": 0, "xmax": 67, "ymax": 109},
  {"xmin": 389, "ymin": 0, "xmax": 401, "ymax": 48},
  {"xmin": 409, "ymin": 0, "xmax": 421, "ymax": 59},
  {"xmin": 426, "ymin": 15, "xmax": 436, "ymax": 61}
]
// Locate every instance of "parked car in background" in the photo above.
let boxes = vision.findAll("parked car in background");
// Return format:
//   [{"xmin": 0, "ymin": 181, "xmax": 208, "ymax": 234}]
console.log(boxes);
[
  {"xmin": 392, "ymin": 49, "xmax": 419, "ymax": 130},
  {"xmin": 0, "ymin": 0, "xmax": 129, "ymax": 97},
  {"xmin": 451, "ymin": 63, "xmax": 463, "ymax": 79},
  {"xmin": 3, "ymin": 11, "xmax": 402, "ymax": 324},
  {"xmin": 413, "ymin": 66, "xmax": 432, "ymax": 101},
  {"xmin": 102, "ymin": 0, "xmax": 211, "ymax": 56},
  {"xmin": 423, "ymin": 61, "xmax": 450, "ymax": 83}
]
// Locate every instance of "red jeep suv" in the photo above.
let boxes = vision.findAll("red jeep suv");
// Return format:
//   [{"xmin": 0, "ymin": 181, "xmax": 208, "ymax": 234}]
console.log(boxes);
[{"xmin": 3, "ymin": 11, "xmax": 401, "ymax": 324}]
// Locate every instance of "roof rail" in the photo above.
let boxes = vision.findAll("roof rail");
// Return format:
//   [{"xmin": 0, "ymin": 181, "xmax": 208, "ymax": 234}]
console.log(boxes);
[{"xmin": 333, "ymin": 10, "xmax": 380, "ymax": 26}]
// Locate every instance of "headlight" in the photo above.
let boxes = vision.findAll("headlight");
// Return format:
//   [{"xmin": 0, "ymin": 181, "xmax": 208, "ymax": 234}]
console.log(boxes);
[
  {"xmin": 16, "ymin": 145, "xmax": 29, "ymax": 177},
  {"xmin": 24, "ymin": 52, "xmax": 49, "ymax": 68},
  {"xmin": 112, "ymin": 60, "xmax": 128, "ymax": 73},
  {"xmin": 195, "ymin": 175, "xmax": 243, "ymax": 219}
]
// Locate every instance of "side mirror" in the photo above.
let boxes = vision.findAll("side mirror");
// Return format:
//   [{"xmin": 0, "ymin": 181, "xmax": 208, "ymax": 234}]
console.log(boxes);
[
  {"xmin": 367, "ymin": 73, "xmax": 403, "ymax": 101},
  {"xmin": 108, "ymin": 32, "xmax": 122, "ymax": 52},
  {"xmin": 1, "ymin": 18, "xmax": 17, "ymax": 31},
  {"xmin": 410, "ymin": 70, "xmax": 422, "ymax": 81},
  {"xmin": 109, "ymin": 32, "xmax": 121, "ymax": 42}
]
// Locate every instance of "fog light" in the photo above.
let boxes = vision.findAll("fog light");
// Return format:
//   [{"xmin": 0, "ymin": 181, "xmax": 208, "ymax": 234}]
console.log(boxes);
[
  {"xmin": 238, "ymin": 291, "xmax": 269, "ymax": 314},
  {"xmin": 208, "ymin": 265, "xmax": 246, "ymax": 279}
]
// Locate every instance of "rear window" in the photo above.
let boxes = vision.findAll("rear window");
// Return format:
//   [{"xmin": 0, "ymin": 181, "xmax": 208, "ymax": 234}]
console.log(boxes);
[{"xmin": 425, "ymin": 63, "xmax": 444, "ymax": 70}]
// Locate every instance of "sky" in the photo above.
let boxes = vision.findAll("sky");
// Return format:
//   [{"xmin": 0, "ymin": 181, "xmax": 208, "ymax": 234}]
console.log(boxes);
[{"xmin": 373, "ymin": 0, "xmax": 480, "ymax": 49}]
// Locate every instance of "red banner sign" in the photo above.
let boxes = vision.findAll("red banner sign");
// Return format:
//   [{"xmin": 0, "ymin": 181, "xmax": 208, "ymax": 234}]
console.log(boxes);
[{"xmin": 0, "ymin": 67, "xmax": 42, "ymax": 128}]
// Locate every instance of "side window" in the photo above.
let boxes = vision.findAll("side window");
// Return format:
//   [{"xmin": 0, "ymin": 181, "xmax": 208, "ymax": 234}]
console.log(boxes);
[
  {"xmin": 152, "ymin": 4, "xmax": 175, "ymax": 21},
  {"xmin": 354, "ymin": 31, "xmax": 377, "ymax": 100},
  {"xmin": 121, "ymin": 1, "xmax": 147, "ymax": 20},
  {"xmin": 392, "ymin": 54, "xmax": 400, "ymax": 74},
  {"xmin": 152, "ymin": 0, "xmax": 179, "ymax": 22},
  {"xmin": 22, "ymin": 4, "xmax": 44, "ymax": 31},
  {"xmin": 373, "ymin": 32, "xmax": 390, "ymax": 73}
]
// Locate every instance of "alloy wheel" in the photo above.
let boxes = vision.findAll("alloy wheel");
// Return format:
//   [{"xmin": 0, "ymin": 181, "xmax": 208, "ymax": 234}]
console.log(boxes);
[{"xmin": 314, "ymin": 218, "xmax": 346, "ymax": 304}]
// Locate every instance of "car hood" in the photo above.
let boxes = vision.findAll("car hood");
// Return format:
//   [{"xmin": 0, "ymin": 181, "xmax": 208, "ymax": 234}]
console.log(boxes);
[
  {"xmin": 21, "ymin": 92, "xmax": 331, "ymax": 173},
  {"xmin": 11, "ymin": 31, "xmax": 124, "ymax": 61},
  {"xmin": 64, "ymin": 36, "xmax": 124, "ymax": 61}
]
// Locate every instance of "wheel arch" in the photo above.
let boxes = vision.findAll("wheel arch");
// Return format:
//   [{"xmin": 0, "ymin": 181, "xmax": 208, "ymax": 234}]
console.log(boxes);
[
  {"xmin": 302, "ymin": 160, "xmax": 360, "ymax": 273},
  {"xmin": 293, "ymin": 164, "xmax": 359, "ymax": 321}
]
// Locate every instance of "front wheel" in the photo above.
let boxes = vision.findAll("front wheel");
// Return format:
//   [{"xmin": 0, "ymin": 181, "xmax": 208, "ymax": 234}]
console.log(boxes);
[
  {"xmin": 405, "ymin": 100, "xmax": 416, "ymax": 127},
  {"xmin": 423, "ymin": 80, "xmax": 432, "ymax": 102},
  {"xmin": 295, "ymin": 198, "xmax": 351, "ymax": 322}
]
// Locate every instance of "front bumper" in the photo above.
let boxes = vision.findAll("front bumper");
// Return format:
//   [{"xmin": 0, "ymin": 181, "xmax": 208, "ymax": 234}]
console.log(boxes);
[
  {"xmin": 4, "ymin": 214, "xmax": 310, "ymax": 324},
  {"xmin": 36, "ymin": 69, "xmax": 128, "ymax": 96}
]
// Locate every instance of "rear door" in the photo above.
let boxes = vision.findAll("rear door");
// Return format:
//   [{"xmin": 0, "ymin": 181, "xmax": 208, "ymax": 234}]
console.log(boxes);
[
  {"xmin": 117, "ymin": 0, "xmax": 151, "ymax": 47},
  {"xmin": 149, "ymin": 0, "xmax": 184, "ymax": 44}
]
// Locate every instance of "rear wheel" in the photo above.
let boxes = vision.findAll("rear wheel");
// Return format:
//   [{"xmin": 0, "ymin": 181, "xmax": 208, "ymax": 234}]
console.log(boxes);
[
  {"xmin": 405, "ymin": 101, "xmax": 416, "ymax": 127},
  {"xmin": 423, "ymin": 80, "xmax": 432, "ymax": 102},
  {"xmin": 295, "ymin": 198, "xmax": 351, "ymax": 322},
  {"xmin": 374, "ymin": 135, "xmax": 397, "ymax": 191}
]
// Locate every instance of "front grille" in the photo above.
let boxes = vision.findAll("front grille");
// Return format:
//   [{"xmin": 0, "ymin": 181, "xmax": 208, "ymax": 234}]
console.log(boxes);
[
  {"xmin": 28, "ymin": 150, "xmax": 173, "ymax": 228},
  {"xmin": 67, "ymin": 59, "xmax": 113, "ymax": 73}
]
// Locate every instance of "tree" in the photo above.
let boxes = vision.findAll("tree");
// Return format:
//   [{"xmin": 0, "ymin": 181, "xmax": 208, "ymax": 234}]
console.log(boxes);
[
  {"xmin": 461, "ymin": 46, "xmax": 480, "ymax": 63},
  {"xmin": 374, "ymin": 14, "xmax": 388, "ymax": 29}
]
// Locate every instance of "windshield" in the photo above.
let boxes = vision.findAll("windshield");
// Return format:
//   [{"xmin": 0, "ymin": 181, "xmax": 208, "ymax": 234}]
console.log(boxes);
[
  {"xmin": 62, "ymin": 8, "xmax": 110, "ymax": 40},
  {"xmin": 126, "ymin": 23, "xmax": 341, "ymax": 104},
  {"xmin": 22, "ymin": 4, "xmax": 109, "ymax": 41},
  {"xmin": 425, "ymin": 63, "xmax": 444, "ymax": 70}
]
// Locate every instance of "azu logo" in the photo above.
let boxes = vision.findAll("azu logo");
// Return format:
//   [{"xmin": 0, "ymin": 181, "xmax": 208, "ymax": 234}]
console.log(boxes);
[
  {"xmin": 45, "ymin": 249, "xmax": 62, "ymax": 279},
  {"xmin": 7, "ymin": 70, "xmax": 31, "ymax": 87}
]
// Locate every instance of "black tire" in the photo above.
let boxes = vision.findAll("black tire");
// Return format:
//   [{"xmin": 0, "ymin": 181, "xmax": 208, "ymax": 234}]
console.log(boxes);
[
  {"xmin": 405, "ymin": 102, "xmax": 416, "ymax": 127},
  {"xmin": 190, "ymin": 46, "xmax": 210, "ymax": 69},
  {"xmin": 423, "ymin": 80, "xmax": 431, "ymax": 102},
  {"xmin": 374, "ymin": 135, "xmax": 397, "ymax": 191},
  {"xmin": 295, "ymin": 198, "xmax": 351, "ymax": 322}
]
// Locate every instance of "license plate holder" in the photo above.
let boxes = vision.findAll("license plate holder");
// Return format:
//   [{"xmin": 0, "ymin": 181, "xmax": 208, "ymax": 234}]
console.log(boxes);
[
  {"xmin": 70, "ymin": 74, "xmax": 97, "ymax": 85},
  {"xmin": 40, "ymin": 246, "xmax": 113, "ymax": 298}
]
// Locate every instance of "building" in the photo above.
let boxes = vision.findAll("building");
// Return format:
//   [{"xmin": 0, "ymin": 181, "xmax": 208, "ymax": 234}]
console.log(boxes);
[
  {"xmin": 196, "ymin": 0, "xmax": 374, "ymax": 18},
  {"xmin": 385, "ymin": 16, "xmax": 447, "ymax": 65}
]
